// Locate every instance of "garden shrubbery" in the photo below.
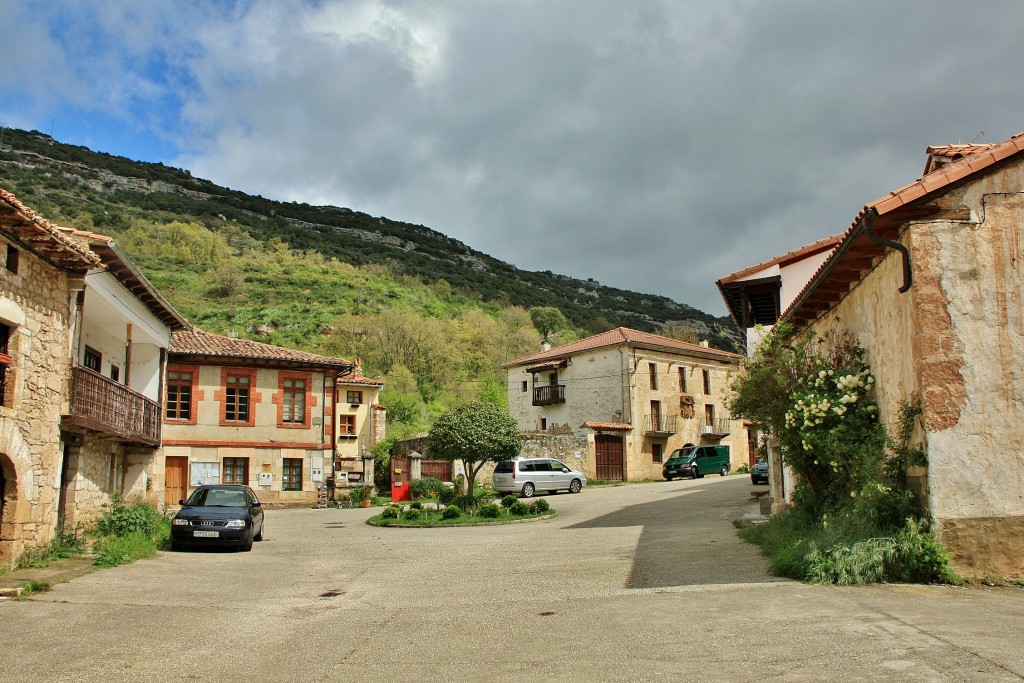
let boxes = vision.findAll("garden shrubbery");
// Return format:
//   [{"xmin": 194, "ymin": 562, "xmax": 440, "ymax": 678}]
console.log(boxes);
[
  {"xmin": 729, "ymin": 325, "xmax": 954, "ymax": 584},
  {"xmin": 93, "ymin": 495, "xmax": 171, "ymax": 568}
]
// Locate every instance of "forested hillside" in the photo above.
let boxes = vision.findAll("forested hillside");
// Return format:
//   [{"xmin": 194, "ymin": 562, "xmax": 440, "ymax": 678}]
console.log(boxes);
[{"xmin": 0, "ymin": 127, "xmax": 740, "ymax": 436}]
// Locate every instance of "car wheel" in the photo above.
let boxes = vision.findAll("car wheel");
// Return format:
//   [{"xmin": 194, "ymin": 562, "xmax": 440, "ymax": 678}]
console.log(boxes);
[
  {"xmin": 254, "ymin": 522, "xmax": 264, "ymax": 542},
  {"xmin": 569, "ymin": 479, "xmax": 582, "ymax": 494},
  {"xmin": 241, "ymin": 534, "xmax": 253, "ymax": 552},
  {"xmin": 721, "ymin": 465, "xmax": 729, "ymax": 477},
  {"xmin": 691, "ymin": 467, "xmax": 699, "ymax": 479},
  {"xmin": 665, "ymin": 476, "xmax": 673, "ymax": 481},
  {"xmin": 170, "ymin": 541, "xmax": 183, "ymax": 552},
  {"xmin": 521, "ymin": 482, "xmax": 535, "ymax": 498}
]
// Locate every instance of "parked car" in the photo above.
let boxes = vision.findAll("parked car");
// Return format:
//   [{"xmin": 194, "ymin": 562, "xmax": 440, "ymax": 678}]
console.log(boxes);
[
  {"xmin": 750, "ymin": 459, "xmax": 769, "ymax": 485},
  {"xmin": 662, "ymin": 445, "xmax": 731, "ymax": 480},
  {"xmin": 492, "ymin": 457, "xmax": 587, "ymax": 498},
  {"xmin": 171, "ymin": 484, "xmax": 265, "ymax": 551}
]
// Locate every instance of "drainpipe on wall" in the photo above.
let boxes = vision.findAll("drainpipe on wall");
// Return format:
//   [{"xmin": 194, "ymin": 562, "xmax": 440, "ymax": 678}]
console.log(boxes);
[{"xmin": 862, "ymin": 209, "xmax": 913, "ymax": 293}]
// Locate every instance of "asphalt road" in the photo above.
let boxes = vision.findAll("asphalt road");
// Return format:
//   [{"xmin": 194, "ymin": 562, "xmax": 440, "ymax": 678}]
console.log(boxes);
[{"xmin": 2, "ymin": 476, "xmax": 1023, "ymax": 682}]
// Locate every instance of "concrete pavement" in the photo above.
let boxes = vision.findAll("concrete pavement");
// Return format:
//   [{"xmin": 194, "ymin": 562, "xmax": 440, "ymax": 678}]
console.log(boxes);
[{"xmin": 1, "ymin": 476, "xmax": 1022, "ymax": 682}]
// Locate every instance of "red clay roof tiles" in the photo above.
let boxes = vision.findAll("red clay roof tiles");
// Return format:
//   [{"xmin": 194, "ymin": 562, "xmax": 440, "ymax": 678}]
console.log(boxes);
[{"xmin": 171, "ymin": 328, "xmax": 355, "ymax": 369}]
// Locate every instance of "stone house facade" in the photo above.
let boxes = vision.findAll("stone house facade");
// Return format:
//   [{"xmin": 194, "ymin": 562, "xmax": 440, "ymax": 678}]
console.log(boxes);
[
  {"xmin": 504, "ymin": 327, "xmax": 749, "ymax": 482},
  {"xmin": 334, "ymin": 369, "xmax": 385, "ymax": 487},
  {"xmin": 159, "ymin": 329, "xmax": 360, "ymax": 506},
  {"xmin": 759, "ymin": 133, "xmax": 1024, "ymax": 579},
  {"xmin": 0, "ymin": 189, "xmax": 188, "ymax": 564}
]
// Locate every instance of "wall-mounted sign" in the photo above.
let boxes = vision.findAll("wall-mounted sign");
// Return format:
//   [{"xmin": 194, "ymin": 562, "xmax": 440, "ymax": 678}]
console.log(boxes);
[
  {"xmin": 189, "ymin": 462, "xmax": 221, "ymax": 486},
  {"xmin": 259, "ymin": 472, "xmax": 273, "ymax": 486}
]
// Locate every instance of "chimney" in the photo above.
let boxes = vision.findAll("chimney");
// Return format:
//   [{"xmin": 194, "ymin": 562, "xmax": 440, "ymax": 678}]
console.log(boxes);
[
  {"xmin": 699, "ymin": 340, "xmax": 710, "ymax": 348},
  {"xmin": 541, "ymin": 340, "xmax": 552, "ymax": 352}
]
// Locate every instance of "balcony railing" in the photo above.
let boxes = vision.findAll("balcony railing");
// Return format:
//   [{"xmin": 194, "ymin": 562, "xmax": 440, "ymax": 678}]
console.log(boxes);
[
  {"xmin": 63, "ymin": 366, "xmax": 162, "ymax": 446},
  {"xmin": 643, "ymin": 413, "xmax": 678, "ymax": 435},
  {"xmin": 533, "ymin": 384, "xmax": 566, "ymax": 406},
  {"xmin": 699, "ymin": 418, "xmax": 731, "ymax": 438}
]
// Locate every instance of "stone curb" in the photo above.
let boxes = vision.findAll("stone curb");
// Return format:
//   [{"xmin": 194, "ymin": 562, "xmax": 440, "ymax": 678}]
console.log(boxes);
[{"xmin": 366, "ymin": 511, "xmax": 558, "ymax": 528}]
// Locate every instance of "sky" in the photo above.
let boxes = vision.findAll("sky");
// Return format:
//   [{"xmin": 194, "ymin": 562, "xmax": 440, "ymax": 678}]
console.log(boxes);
[{"xmin": 2, "ymin": 1, "xmax": 1024, "ymax": 316}]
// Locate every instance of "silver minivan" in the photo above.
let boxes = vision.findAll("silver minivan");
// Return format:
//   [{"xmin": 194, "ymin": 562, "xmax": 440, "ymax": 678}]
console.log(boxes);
[{"xmin": 492, "ymin": 458, "xmax": 587, "ymax": 498}]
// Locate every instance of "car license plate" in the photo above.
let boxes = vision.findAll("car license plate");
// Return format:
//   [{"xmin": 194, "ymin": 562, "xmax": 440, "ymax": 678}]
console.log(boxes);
[{"xmin": 193, "ymin": 530, "xmax": 219, "ymax": 538}]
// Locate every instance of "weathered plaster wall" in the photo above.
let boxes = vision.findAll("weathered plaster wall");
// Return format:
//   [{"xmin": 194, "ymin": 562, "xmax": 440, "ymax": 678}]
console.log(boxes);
[{"xmin": 806, "ymin": 160, "xmax": 1024, "ymax": 578}]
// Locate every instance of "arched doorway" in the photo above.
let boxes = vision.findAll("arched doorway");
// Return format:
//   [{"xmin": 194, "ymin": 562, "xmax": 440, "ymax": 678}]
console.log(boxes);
[{"xmin": 0, "ymin": 454, "xmax": 15, "ymax": 560}]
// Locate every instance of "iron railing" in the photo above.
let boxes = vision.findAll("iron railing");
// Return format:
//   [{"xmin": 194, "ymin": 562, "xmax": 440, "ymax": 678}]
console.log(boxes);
[
  {"xmin": 643, "ymin": 413, "xmax": 678, "ymax": 434},
  {"xmin": 699, "ymin": 418, "xmax": 731, "ymax": 437}
]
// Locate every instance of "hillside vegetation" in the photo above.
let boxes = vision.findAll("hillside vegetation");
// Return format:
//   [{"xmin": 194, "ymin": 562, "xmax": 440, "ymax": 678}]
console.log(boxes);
[{"xmin": 0, "ymin": 127, "xmax": 739, "ymax": 435}]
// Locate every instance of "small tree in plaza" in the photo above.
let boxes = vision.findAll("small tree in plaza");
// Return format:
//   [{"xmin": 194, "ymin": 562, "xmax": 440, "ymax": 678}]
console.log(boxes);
[{"xmin": 427, "ymin": 402, "xmax": 522, "ymax": 498}]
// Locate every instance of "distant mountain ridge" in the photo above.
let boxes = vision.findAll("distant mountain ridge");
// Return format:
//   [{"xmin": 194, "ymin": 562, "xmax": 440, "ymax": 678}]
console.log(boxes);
[{"xmin": 0, "ymin": 127, "xmax": 740, "ymax": 349}]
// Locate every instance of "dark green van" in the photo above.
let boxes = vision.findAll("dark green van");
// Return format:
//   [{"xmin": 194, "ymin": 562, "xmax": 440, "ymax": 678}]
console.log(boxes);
[{"xmin": 662, "ymin": 445, "xmax": 731, "ymax": 480}]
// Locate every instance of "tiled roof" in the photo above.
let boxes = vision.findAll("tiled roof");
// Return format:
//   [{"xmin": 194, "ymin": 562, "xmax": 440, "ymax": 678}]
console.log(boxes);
[
  {"xmin": 503, "ymin": 327, "xmax": 742, "ymax": 368},
  {"xmin": 0, "ymin": 188, "xmax": 101, "ymax": 271},
  {"xmin": 782, "ymin": 131, "xmax": 1024, "ymax": 328},
  {"xmin": 338, "ymin": 372, "xmax": 383, "ymax": 387},
  {"xmin": 170, "ymin": 328, "xmax": 355, "ymax": 369},
  {"xmin": 580, "ymin": 421, "xmax": 632, "ymax": 431},
  {"xmin": 717, "ymin": 232, "xmax": 844, "ymax": 286}
]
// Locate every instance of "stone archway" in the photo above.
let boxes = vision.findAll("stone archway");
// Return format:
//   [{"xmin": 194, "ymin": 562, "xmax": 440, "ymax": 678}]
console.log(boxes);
[{"xmin": 0, "ymin": 453, "xmax": 19, "ymax": 563}]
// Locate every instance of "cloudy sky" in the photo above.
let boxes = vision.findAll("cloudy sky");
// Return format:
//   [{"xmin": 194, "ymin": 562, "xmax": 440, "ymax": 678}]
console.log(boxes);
[{"xmin": 2, "ymin": 1, "xmax": 1023, "ymax": 315}]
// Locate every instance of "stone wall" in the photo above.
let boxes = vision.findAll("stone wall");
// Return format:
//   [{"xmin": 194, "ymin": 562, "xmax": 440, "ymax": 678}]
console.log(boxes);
[{"xmin": 0, "ymin": 239, "xmax": 74, "ymax": 565}]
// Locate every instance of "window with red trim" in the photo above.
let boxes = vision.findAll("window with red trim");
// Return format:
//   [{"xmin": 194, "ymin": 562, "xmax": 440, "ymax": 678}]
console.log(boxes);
[
  {"xmin": 0, "ymin": 324, "xmax": 10, "ymax": 407},
  {"xmin": 282, "ymin": 377, "xmax": 306, "ymax": 424},
  {"xmin": 223, "ymin": 372, "xmax": 253, "ymax": 423}
]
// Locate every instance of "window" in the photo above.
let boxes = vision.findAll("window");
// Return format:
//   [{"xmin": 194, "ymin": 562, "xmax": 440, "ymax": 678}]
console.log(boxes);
[
  {"xmin": 703, "ymin": 369, "xmax": 711, "ymax": 395},
  {"xmin": 652, "ymin": 443, "xmax": 664, "ymax": 464},
  {"xmin": 548, "ymin": 373, "xmax": 558, "ymax": 386},
  {"xmin": 679, "ymin": 367, "xmax": 688, "ymax": 392},
  {"xmin": 225, "ymin": 373, "xmax": 250, "ymax": 422},
  {"xmin": 223, "ymin": 458, "xmax": 249, "ymax": 485},
  {"xmin": 282, "ymin": 377, "xmax": 306, "ymax": 424},
  {"xmin": 282, "ymin": 458, "xmax": 303, "ymax": 491},
  {"xmin": 339, "ymin": 415, "xmax": 356, "ymax": 435},
  {"xmin": 110, "ymin": 365, "xmax": 120, "ymax": 382},
  {"xmin": 166, "ymin": 370, "xmax": 193, "ymax": 420},
  {"xmin": 705, "ymin": 404, "xmax": 715, "ymax": 426},
  {"xmin": 521, "ymin": 380, "xmax": 528, "ymax": 392},
  {"xmin": 649, "ymin": 362, "xmax": 658, "ymax": 390},
  {"xmin": 84, "ymin": 346, "xmax": 101, "ymax": 372},
  {"xmin": 346, "ymin": 390, "xmax": 363, "ymax": 405},
  {"xmin": 650, "ymin": 400, "xmax": 662, "ymax": 431},
  {"xmin": 540, "ymin": 417, "xmax": 547, "ymax": 431},
  {"xmin": 5, "ymin": 245, "xmax": 18, "ymax": 274},
  {"xmin": 0, "ymin": 324, "xmax": 10, "ymax": 407}
]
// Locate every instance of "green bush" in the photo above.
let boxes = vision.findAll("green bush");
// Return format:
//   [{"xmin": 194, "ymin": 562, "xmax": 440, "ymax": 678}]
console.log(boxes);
[
  {"xmin": 381, "ymin": 505, "xmax": 401, "ymax": 519},
  {"xmin": 478, "ymin": 503, "xmax": 501, "ymax": 518},
  {"xmin": 509, "ymin": 502, "xmax": 530, "ymax": 516},
  {"xmin": 96, "ymin": 495, "xmax": 166, "ymax": 538},
  {"xmin": 530, "ymin": 499, "xmax": 550, "ymax": 513},
  {"xmin": 410, "ymin": 477, "xmax": 444, "ymax": 500},
  {"xmin": 501, "ymin": 495, "xmax": 518, "ymax": 508},
  {"xmin": 442, "ymin": 505, "xmax": 462, "ymax": 519},
  {"xmin": 409, "ymin": 501, "xmax": 423, "ymax": 510},
  {"xmin": 402, "ymin": 508, "xmax": 423, "ymax": 521},
  {"xmin": 438, "ymin": 487, "xmax": 456, "ymax": 506}
]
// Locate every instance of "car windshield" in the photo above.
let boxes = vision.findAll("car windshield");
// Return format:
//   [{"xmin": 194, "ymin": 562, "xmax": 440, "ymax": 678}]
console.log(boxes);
[{"xmin": 187, "ymin": 488, "xmax": 248, "ymax": 507}]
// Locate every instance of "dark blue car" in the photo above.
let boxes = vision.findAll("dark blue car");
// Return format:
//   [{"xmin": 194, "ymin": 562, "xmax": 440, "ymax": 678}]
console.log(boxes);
[{"xmin": 171, "ymin": 484, "xmax": 265, "ymax": 551}]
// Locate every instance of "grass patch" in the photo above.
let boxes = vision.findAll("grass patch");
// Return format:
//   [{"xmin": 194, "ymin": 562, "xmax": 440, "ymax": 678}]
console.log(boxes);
[
  {"xmin": 0, "ymin": 529, "xmax": 86, "ymax": 575},
  {"xmin": 91, "ymin": 496, "xmax": 171, "ymax": 568},
  {"xmin": 17, "ymin": 580, "xmax": 52, "ymax": 598}
]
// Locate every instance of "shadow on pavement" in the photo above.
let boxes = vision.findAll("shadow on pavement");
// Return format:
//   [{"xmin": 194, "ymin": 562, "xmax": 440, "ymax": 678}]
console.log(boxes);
[{"xmin": 568, "ymin": 479, "xmax": 781, "ymax": 589}]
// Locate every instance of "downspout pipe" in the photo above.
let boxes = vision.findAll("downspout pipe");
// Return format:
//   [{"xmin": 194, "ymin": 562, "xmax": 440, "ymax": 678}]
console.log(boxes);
[{"xmin": 862, "ymin": 209, "xmax": 912, "ymax": 293}]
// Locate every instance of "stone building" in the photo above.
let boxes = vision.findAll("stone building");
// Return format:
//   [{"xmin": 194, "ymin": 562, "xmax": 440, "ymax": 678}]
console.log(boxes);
[
  {"xmin": 159, "ymin": 329, "xmax": 358, "ymax": 506},
  {"xmin": 0, "ymin": 190, "xmax": 99, "ymax": 563},
  {"xmin": 734, "ymin": 132, "xmax": 1024, "ymax": 579},
  {"xmin": 0, "ymin": 189, "xmax": 188, "ymax": 563},
  {"xmin": 504, "ymin": 327, "xmax": 748, "ymax": 482}
]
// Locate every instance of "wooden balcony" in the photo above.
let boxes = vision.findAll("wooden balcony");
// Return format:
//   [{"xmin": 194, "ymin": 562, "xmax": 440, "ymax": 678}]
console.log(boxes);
[
  {"xmin": 533, "ymin": 384, "xmax": 566, "ymax": 406},
  {"xmin": 643, "ymin": 413, "xmax": 678, "ymax": 435},
  {"xmin": 699, "ymin": 418, "xmax": 731, "ymax": 439},
  {"xmin": 63, "ymin": 366, "xmax": 162, "ymax": 446}
]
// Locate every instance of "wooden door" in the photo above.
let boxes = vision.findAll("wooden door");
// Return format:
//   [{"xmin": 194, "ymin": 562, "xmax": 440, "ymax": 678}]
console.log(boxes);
[
  {"xmin": 165, "ymin": 456, "xmax": 188, "ymax": 505},
  {"xmin": 595, "ymin": 435, "xmax": 624, "ymax": 481}
]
